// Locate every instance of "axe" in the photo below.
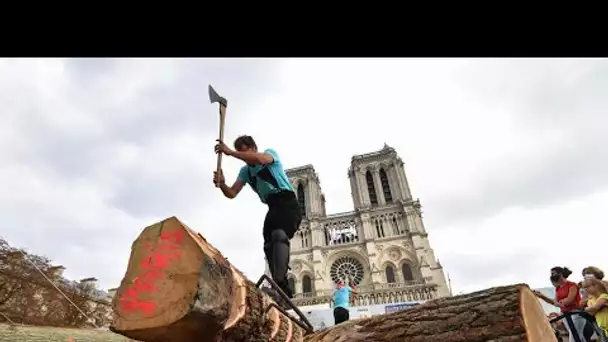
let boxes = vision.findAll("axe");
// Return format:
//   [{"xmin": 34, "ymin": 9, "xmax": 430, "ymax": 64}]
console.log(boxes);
[{"xmin": 208, "ymin": 85, "xmax": 228, "ymax": 188}]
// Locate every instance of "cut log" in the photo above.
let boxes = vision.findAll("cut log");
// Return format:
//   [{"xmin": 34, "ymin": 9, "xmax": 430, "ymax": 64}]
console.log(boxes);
[
  {"xmin": 304, "ymin": 284, "xmax": 556, "ymax": 342},
  {"xmin": 110, "ymin": 217, "xmax": 555, "ymax": 342},
  {"xmin": 110, "ymin": 216, "xmax": 305, "ymax": 342}
]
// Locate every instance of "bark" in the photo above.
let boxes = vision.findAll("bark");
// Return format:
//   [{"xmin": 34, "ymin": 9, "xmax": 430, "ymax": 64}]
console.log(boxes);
[
  {"xmin": 304, "ymin": 284, "xmax": 557, "ymax": 342},
  {"xmin": 109, "ymin": 217, "xmax": 555, "ymax": 342},
  {"xmin": 110, "ymin": 217, "xmax": 304, "ymax": 342}
]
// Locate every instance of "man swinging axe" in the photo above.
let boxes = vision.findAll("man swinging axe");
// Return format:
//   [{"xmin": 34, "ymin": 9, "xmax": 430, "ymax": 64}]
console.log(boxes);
[
  {"xmin": 214, "ymin": 137, "xmax": 301, "ymax": 301},
  {"xmin": 209, "ymin": 87, "xmax": 301, "ymax": 304}
]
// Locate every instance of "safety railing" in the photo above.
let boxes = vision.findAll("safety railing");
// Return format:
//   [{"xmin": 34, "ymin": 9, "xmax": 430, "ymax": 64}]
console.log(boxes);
[{"xmin": 548, "ymin": 310, "xmax": 606, "ymax": 342}]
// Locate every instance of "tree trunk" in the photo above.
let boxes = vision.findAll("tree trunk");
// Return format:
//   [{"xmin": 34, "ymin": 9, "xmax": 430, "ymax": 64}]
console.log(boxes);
[
  {"xmin": 110, "ymin": 216, "xmax": 304, "ymax": 342},
  {"xmin": 304, "ymin": 284, "xmax": 556, "ymax": 342},
  {"xmin": 110, "ymin": 217, "xmax": 555, "ymax": 342}
]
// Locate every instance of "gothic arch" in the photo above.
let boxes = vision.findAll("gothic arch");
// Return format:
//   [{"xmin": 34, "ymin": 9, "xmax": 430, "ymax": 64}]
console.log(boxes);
[
  {"xmin": 324, "ymin": 249, "xmax": 370, "ymax": 273},
  {"xmin": 399, "ymin": 260, "xmax": 416, "ymax": 282},
  {"xmin": 365, "ymin": 169, "xmax": 378, "ymax": 206},
  {"xmin": 324, "ymin": 250, "xmax": 370, "ymax": 286},
  {"xmin": 291, "ymin": 258, "xmax": 315, "ymax": 276},
  {"xmin": 287, "ymin": 274, "xmax": 297, "ymax": 294},
  {"xmin": 376, "ymin": 162, "xmax": 390, "ymax": 170},
  {"xmin": 292, "ymin": 177, "xmax": 308, "ymax": 187},
  {"xmin": 296, "ymin": 225, "xmax": 311, "ymax": 249},
  {"xmin": 382, "ymin": 261, "xmax": 397, "ymax": 283},
  {"xmin": 296, "ymin": 183, "xmax": 306, "ymax": 216},
  {"xmin": 300, "ymin": 271, "xmax": 314, "ymax": 294},
  {"xmin": 377, "ymin": 245, "xmax": 418, "ymax": 267},
  {"xmin": 378, "ymin": 167, "xmax": 393, "ymax": 203}
]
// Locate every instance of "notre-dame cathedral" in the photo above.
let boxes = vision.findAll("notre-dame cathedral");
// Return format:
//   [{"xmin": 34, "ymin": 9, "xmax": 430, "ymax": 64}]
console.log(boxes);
[{"xmin": 265, "ymin": 144, "xmax": 451, "ymax": 307}]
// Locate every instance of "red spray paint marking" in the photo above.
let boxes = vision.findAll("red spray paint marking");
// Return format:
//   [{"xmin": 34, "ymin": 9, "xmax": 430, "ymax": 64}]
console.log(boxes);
[{"xmin": 120, "ymin": 229, "xmax": 184, "ymax": 315}]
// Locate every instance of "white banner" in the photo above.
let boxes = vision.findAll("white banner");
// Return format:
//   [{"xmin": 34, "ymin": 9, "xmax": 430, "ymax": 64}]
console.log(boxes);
[{"xmin": 291, "ymin": 301, "xmax": 424, "ymax": 331}]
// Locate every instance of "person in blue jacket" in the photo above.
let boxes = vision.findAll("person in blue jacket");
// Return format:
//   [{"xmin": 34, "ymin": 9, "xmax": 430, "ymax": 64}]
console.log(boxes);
[{"xmin": 331, "ymin": 281, "xmax": 358, "ymax": 325}]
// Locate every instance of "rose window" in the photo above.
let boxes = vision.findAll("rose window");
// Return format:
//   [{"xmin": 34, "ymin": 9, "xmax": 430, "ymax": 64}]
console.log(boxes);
[{"xmin": 330, "ymin": 256, "xmax": 364, "ymax": 285}]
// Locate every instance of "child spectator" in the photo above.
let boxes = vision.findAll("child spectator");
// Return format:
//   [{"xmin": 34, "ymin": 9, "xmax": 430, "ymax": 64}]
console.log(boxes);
[
  {"xmin": 582, "ymin": 266, "xmax": 605, "ymax": 280},
  {"xmin": 583, "ymin": 278, "xmax": 608, "ymax": 340}
]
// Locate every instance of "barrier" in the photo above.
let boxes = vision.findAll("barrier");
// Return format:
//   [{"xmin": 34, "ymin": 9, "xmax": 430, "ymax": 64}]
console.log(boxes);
[{"xmin": 549, "ymin": 310, "xmax": 606, "ymax": 342}]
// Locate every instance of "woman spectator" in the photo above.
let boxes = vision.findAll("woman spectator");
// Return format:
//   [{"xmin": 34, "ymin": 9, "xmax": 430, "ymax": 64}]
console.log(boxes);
[
  {"xmin": 582, "ymin": 278, "xmax": 608, "ymax": 340},
  {"xmin": 536, "ymin": 267, "xmax": 586, "ymax": 342}
]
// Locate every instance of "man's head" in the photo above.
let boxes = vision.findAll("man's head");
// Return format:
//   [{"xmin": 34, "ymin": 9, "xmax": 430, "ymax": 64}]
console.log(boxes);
[{"xmin": 233, "ymin": 135, "xmax": 257, "ymax": 152}]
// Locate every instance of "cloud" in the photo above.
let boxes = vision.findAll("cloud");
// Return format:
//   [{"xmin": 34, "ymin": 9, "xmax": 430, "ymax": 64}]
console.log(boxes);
[
  {"xmin": 0, "ymin": 58, "xmax": 279, "ymax": 287},
  {"xmin": 433, "ymin": 190, "xmax": 608, "ymax": 293},
  {"xmin": 1, "ymin": 58, "xmax": 606, "ymax": 298},
  {"xmin": 430, "ymin": 59, "xmax": 608, "ymax": 224}
]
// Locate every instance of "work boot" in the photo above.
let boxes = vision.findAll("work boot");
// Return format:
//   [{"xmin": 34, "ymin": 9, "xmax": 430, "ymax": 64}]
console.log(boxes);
[{"xmin": 270, "ymin": 240, "xmax": 291, "ymax": 293}]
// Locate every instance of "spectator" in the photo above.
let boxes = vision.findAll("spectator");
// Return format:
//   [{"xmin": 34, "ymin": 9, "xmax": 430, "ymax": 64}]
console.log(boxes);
[
  {"xmin": 543, "ymin": 267, "xmax": 586, "ymax": 342},
  {"xmin": 582, "ymin": 266, "xmax": 605, "ymax": 281},
  {"xmin": 583, "ymin": 278, "xmax": 608, "ymax": 340},
  {"xmin": 331, "ymin": 281, "xmax": 357, "ymax": 325},
  {"xmin": 582, "ymin": 266, "xmax": 606, "ymax": 309}
]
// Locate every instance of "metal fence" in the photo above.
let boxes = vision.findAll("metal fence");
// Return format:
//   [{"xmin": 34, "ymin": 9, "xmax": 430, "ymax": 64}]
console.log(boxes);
[{"xmin": 549, "ymin": 310, "xmax": 606, "ymax": 342}]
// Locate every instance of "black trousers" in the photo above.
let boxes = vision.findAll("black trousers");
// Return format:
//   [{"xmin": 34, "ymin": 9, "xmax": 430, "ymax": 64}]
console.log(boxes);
[
  {"xmin": 263, "ymin": 191, "xmax": 301, "ymax": 242},
  {"xmin": 333, "ymin": 307, "xmax": 349, "ymax": 325},
  {"xmin": 263, "ymin": 191, "xmax": 302, "ymax": 296}
]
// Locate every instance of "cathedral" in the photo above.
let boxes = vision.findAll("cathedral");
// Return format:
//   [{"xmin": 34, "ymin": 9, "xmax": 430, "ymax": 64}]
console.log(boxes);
[{"xmin": 269, "ymin": 144, "xmax": 450, "ymax": 307}]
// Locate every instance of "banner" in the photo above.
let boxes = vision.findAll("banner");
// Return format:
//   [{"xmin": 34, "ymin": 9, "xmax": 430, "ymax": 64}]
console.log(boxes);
[
  {"xmin": 384, "ymin": 303, "xmax": 419, "ymax": 314},
  {"xmin": 291, "ymin": 301, "xmax": 423, "ymax": 331}
]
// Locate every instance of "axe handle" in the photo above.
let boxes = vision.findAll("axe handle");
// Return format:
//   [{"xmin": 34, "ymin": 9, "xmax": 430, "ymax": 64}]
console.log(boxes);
[{"xmin": 215, "ymin": 104, "xmax": 227, "ymax": 188}]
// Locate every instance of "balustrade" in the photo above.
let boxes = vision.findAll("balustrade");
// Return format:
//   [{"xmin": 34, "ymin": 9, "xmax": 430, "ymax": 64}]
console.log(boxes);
[
  {"xmin": 323, "ymin": 216, "xmax": 359, "ymax": 246},
  {"xmin": 371, "ymin": 211, "xmax": 409, "ymax": 239},
  {"xmin": 292, "ymin": 282, "xmax": 436, "ymax": 307}
]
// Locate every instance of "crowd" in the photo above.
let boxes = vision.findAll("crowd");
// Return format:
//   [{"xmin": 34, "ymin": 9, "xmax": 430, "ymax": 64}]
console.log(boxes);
[{"xmin": 534, "ymin": 266, "xmax": 608, "ymax": 342}]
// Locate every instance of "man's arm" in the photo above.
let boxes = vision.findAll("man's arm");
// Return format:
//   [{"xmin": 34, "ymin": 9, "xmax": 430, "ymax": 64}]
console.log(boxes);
[
  {"xmin": 229, "ymin": 150, "xmax": 274, "ymax": 165},
  {"xmin": 219, "ymin": 179, "xmax": 245, "ymax": 199}
]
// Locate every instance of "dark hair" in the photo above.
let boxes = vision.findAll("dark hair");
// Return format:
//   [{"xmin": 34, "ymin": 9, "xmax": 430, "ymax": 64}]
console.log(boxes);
[
  {"xmin": 551, "ymin": 266, "xmax": 572, "ymax": 278},
  {"xmin": 233, "ymin": 135, "xmax": 257, "ymax": 150}
]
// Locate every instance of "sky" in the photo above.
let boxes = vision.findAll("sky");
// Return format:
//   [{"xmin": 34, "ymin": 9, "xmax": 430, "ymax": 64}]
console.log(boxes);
[{"xmin": 1, "ymin": 58, "xmax": 607, "ymax": 295}]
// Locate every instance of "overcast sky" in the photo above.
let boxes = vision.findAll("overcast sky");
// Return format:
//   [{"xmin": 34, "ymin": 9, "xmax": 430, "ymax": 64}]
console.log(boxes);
[{"xmin": 1, "ymin": 58, "xmax": 606, "ymax": 295}]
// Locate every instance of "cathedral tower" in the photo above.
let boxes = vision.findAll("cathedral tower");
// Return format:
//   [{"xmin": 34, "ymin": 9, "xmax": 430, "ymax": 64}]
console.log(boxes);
[{"xmin": 282, "ymin": 145, "xmax": 450, "ymax": 307}]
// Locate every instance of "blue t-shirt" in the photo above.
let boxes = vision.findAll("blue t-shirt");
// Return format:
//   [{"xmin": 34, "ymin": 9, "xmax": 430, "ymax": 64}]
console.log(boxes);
[
  {"xmin": 333, "ymin": 287, "xmax": 352, "ymax": 309},
  {"xmin": 237, "ymin": 148, "xmax": 295, "ymax": 203}
]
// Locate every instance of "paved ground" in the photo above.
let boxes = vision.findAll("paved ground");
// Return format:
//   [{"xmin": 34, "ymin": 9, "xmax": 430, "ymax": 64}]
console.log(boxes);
[{"xmin": 0, "ymin": 324, "xmax": 134, "ymax": 342}]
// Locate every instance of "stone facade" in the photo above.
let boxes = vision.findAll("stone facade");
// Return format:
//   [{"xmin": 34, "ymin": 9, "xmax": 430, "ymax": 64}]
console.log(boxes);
[{"xmin": 266, "ymin": 144, "xmax": 450, "ymax": 307}]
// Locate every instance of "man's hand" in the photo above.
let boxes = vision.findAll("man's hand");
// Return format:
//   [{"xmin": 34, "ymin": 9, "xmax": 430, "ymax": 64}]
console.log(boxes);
[
  {"xmin": 213, "ymin": 170, "xmax": 225, "ymax": 185},
  {"xmin": 214, "ymin": 140, "xmax": 233, "ymax": 156}
]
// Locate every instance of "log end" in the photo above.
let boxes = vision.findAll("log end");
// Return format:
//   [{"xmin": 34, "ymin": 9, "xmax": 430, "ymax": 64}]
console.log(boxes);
[
  {"xmin": 519, "ymin": 285, "xmax": 558, "ymax": 342},
  {"xmin": 110, "ymin": 217, "xmax": 235, "ymax": 342}
]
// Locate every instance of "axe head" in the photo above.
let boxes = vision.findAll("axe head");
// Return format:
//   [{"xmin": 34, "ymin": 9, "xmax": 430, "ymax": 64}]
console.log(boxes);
[{"xmin": 208, "ymin": 85, "xmax": 228, "ymax": 107}]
